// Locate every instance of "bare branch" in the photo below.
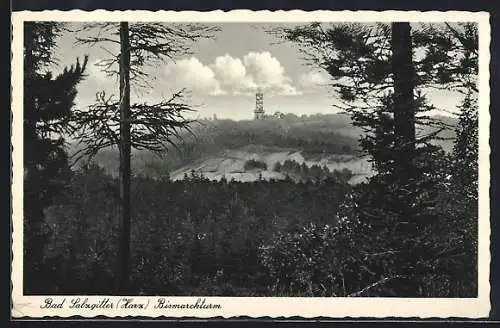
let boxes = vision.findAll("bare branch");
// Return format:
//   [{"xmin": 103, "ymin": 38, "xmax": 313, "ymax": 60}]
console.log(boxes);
[{"xmin": 68, "ymin": 89, "xmax": 195, "ymax": 165}]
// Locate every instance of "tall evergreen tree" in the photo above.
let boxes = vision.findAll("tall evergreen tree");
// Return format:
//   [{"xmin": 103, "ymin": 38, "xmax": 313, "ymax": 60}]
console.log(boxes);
[
  {"xmin": 69, "ymin": 22, "xmax": 218, "ymax": 293},
  {"xmin": 448, "ymin": 90, "xmax": 479, "ymax": 293},
  {"xmin": 273, "ymin": 22, "xmax": 479, "ymax": 296},
  {"xmin": 24, "ymin": 22, "xmax": 87, "ymax": 293},
  {"xmin": 452, "ymin": 90, "xmax": 479, "ymax": 196}
]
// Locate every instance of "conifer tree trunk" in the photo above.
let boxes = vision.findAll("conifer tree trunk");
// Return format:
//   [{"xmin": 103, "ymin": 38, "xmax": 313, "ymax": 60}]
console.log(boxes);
[
  {"xmin": 391, "ymin": 22, "xmax": 416, "ymax": 181},
  {"xmin": 117, "ymin": 21, "xmax": 131, "ymax": 294}
]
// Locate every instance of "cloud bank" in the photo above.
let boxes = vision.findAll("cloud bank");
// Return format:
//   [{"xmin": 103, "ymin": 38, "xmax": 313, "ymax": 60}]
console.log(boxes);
[{"xmin": 162, "ymin": 51, "xmax": 302, "ymax": 96}]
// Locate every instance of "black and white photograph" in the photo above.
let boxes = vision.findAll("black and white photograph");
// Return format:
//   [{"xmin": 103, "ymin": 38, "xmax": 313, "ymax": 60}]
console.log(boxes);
[{"xmin": 11, "ymin": 10, "xmax": 490, "ymax": 318}]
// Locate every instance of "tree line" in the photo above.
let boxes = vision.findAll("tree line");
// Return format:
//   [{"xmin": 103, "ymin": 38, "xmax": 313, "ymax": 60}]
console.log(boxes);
[{"xmin": 274, "ymin": 159, "xmax": 353, "ymax": 184}]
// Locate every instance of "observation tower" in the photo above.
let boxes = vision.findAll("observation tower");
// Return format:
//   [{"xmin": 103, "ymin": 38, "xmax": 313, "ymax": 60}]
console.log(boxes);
[{"xmin": 254, "ymin": 87, "xmax": 265, "ymax": 119}]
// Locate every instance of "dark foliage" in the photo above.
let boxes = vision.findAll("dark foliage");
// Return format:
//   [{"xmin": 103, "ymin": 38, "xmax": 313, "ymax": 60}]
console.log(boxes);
[
  {"xmin": 23, "ymin": 22, "xmax": 87, "ymax": 293},
  {"xmin": 275, "ymin": 159, "xmax": 353, "ymax": 184},
  {"xmin": 33, "ymin": 152, "xmax": 476, "ymax": 297},
  {"xmin": 268, "ymin": 22, "xmax": 479, "ymax": 297},
  {"xmin": 244, "ymin": 159, "xmax": 267, "ymax": 171},
  {"xmin": 38, "ymin": 166, "xmax": 350, "ymax": 295}
]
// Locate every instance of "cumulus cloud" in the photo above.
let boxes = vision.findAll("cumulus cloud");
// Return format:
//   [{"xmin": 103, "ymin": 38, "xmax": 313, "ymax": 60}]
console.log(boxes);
[
  {"xmin": 212, "ymin": 54, "xmax": 255, "ymax": 92},
  {"xmin": 243, "ymin": 52, "xmax": 288, "ymax": 87},
  {"xmin": 162, "ymin": 52, "xmax": 302, "ymax": 96},
  {"xmin": 164, "ymin": 57, "xmax": 224, "ymax": 96},
  {"xmin": 242, "ymin": 52, "xmax": 300, "ymax": 95}
]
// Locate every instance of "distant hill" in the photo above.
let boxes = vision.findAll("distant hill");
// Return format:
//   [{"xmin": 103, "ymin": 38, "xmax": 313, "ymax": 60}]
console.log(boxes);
[
  {"xmin": 79, "ymin": 113, "xmax": 457, "ymax": 183},
  {"xmin": 169, "ymin": 146, "xmax": 372, "ymax": 185}
]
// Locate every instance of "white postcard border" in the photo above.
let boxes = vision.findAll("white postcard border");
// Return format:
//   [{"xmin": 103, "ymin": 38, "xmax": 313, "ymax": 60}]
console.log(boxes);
[{"xmin": 11, "ymin": 9, "xmax": 491, "ymax": 318}]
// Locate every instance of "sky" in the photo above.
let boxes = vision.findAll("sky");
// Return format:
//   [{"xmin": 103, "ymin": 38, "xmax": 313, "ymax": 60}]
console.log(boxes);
[{"xmin": 51, "ymin": 23, "xmax": 464, "ymax": 121}]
